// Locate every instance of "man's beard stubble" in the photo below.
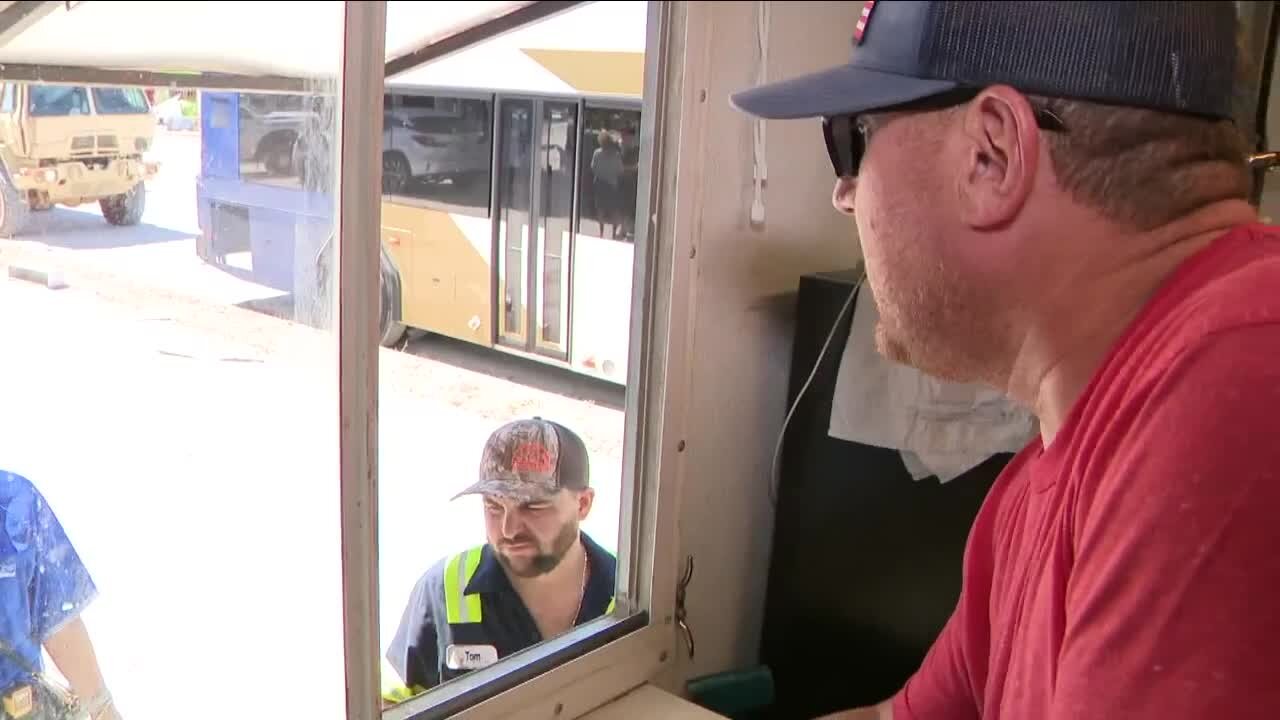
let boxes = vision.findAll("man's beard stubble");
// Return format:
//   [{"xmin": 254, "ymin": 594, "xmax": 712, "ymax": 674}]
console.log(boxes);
[
  {"xmin": 869, "ymin": 263, "xmax": 1006, "ymax": 387},
  {"xmin": 497, "ymin": 521, "xmax": 581, "ymax": 579}
]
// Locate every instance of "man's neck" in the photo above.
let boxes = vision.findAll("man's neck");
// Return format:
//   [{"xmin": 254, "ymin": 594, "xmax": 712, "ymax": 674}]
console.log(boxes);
[
  {"xmin": 505, "ymin": 537, "xmax": 588, "ymax": 640},
  {"xmin": 1006, "ymin": 200, "xmax": 1257, "ymax": 446}
]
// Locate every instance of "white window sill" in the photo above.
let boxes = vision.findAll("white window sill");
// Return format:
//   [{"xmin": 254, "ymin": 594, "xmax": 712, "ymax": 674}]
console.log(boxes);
[{"xmin": 580, "ymin": 685, "xmax": 727, "ymax": 720}]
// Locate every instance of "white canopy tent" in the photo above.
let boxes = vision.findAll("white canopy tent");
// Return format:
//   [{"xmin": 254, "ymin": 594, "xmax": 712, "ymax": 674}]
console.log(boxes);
[{"xmin": 0, "ymin": 0, "xmax": 585, "ymax": 91}]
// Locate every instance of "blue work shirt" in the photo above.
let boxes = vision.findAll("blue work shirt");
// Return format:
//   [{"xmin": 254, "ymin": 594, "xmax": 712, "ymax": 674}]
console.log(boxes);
[
  {"xmin": 387, "ymin": 531, "xmax": 616, "ymax": 691},
  {"xmin": 0, "ymin": 471, "xmax": 97, "ymax": 690}
]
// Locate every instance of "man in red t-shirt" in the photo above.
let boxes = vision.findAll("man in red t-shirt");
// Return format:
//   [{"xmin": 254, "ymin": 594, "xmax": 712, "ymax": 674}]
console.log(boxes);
[{"xmin": 732, "ymin": 2, "xmax": 1280, "ymax": 719}]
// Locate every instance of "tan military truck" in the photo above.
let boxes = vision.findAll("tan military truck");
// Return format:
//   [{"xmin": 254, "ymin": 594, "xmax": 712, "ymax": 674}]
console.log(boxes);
[{"xmin": 0, "ymin": 83, "xmax": 158, "ymax": 237}]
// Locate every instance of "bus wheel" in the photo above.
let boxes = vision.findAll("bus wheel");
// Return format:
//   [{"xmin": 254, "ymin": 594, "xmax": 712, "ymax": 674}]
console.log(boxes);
[
  {"xmin": 101, "ymin": 182, "xmax": 146, "ymax": 226},
  {"xmin": 0, "ymin": 174, "xmax": 30, "ymax": 237},
  {"xmin": 382, "ymin": 152, "xmax": 411, "ymax": 195},
  {"xmin": 379, "ymin": 251, "xmax": 407, "ymax": 348}
]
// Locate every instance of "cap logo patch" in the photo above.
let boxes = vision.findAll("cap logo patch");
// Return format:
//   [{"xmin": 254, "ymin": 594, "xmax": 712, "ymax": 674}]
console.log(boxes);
[
  {"xmin": 854, "ymin": 0, "xmax": 877, "ymax": 44},
  {"xmin": 511, "ymin": 442, "xmax": 554, "ymax": 474}
]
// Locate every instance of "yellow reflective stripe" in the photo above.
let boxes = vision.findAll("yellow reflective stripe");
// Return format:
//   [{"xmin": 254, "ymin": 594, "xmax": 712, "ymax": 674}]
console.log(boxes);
[
  {"xmin": 382, "ymin": 684, "xmax": 426, "ymax": 703},
  {"xmin": 462, "ymin": 547, "xmax": 483, "ymax": 622},
  {"xmin": 445, "ymin": 546, "xmax": 485, "ymax": 624},
  {"xmin": 444, "ymin": 551, "xmax": 464, "ymax": 624},
  {"xmin": 606, "ymin": 597, "xmax": 616, "ymax": 614}
]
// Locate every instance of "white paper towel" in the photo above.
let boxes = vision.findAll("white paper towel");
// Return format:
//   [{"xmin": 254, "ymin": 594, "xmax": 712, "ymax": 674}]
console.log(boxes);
[{"xmin": 828, "ymin": 283, "xmax": 1038, "ymax": 483}]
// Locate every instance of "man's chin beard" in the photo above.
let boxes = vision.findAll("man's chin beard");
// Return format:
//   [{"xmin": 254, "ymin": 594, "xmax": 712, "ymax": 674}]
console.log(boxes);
[
  {"xmin": 498, "ymin": 551, "xmax": 562, "ymax": 578},
  {"xmin": 875, "ymin": 318, "xmax": 981, "ymax": 384},
  {"xmin": 497, "ymin": 523, "xmax": 581, "ymax": 579}
]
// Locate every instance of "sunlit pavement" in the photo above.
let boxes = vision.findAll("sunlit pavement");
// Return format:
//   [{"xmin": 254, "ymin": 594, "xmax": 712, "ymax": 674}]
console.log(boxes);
[{"xmin": 0, "ymin": 129, "xmax": 625, "ymax": 719}]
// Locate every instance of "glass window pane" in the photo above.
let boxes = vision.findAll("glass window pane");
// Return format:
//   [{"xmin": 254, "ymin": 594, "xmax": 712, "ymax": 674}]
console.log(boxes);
[
  {"xmin": 28, "ymin": 85, "xmax": 90, "ymax": 117},
  {"xmin": 376, "ymin": 1, "xmax": 649, "ymax": 709},
  {"xmin": 381, "ymin": 93, "xmax": 492, "ymax": 217},
  {"xmin": 235, "ymin": 92, "xmax": 320, "ymax": 190},
  {"xmin": 538, "ymin": 101, "xmax": 577, "ymax": 351},
  {"xmin": 498, "ymin": 98, "xmax": 533, "ymax": 345},
  {"xmin": 0, "ymin": 5, "xmax": 347, "ymax": 719},
  {"xmin": 577, "ymin": 107, "xmax": 641, "ymax": 244},
  {"xmin": 91, "ymin": 88, "xmax": 150, "ymax": 115}
]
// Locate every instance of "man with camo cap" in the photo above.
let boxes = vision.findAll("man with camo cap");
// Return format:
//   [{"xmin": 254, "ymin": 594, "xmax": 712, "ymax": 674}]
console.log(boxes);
[{"xmin": 386, "ymin": 417, "xmax": 617, "ymax": 695}]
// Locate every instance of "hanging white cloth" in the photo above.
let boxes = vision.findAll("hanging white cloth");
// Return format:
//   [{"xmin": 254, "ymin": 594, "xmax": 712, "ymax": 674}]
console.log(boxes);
[{"xmin": 828, "ymin": 283, "xmax": 1038, "ymax": 483}]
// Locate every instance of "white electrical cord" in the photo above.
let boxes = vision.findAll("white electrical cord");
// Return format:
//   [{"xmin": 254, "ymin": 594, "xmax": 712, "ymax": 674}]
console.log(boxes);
[
  {"xmin": 750, "ymin": 0, "xmax": 769, "ymax": 226},
  {"xmin": 769, "ymin": 274, "xmax": 865, "ymax": 507}
]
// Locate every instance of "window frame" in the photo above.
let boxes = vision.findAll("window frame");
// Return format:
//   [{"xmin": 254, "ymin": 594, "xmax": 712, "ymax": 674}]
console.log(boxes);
[
  {"xmin": 337, "ymin": 2, "xmax": 388, "ymax": 718},
  {"xmin": 337, "ymin": 1, "xmax": 689, "ymax": 718},
  {"xmin": 1240, "ymin": 0, "xmax": 1279, "ymax": 206}
]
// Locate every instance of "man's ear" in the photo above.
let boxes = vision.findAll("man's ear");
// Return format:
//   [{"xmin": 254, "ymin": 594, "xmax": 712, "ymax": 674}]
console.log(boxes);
[
  {"xmin": 956, "ymin": 85, "xmax": 1041, "ymax": 229},
  {"xmin": 577, "ymin": 488, "xmax": 595, "ymax": 519}
]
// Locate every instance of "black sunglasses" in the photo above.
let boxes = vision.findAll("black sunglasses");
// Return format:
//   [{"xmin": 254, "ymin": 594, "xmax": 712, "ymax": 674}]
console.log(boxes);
[{"xmin": 821, "ymin": 88, "xmax": 1067, "ymax": 179}]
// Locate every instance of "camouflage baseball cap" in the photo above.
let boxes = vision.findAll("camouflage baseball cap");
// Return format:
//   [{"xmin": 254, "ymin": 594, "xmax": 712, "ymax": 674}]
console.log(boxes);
[{"xmin": 452, "ymin": 417, "xmax": 590, "ymax": 504}]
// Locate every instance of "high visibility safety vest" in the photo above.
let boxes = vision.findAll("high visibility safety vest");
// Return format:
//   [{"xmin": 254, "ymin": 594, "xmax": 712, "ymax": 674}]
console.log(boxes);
[
  {"xmin": 444, "ymin": 545, "xmax": 486, "ymax": 625},
  {"xmin": 443, "ymin": 545, "xmax": 618, "ymax": 627},
  {"xmin": 383, "ymin": 544, "xmax": 621, "ymax": 699}
]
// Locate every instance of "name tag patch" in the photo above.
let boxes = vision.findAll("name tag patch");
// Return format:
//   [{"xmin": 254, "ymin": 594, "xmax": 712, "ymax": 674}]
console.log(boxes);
[{"xmin": 445, "ymin": 644, "xmax": 498, "ymax": 670}]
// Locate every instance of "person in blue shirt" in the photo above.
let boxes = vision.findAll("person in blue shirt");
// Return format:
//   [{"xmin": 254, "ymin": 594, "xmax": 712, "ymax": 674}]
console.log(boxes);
[{"xmin": 0, "ymin": 470, "xmax": 119, "ymax": 720}]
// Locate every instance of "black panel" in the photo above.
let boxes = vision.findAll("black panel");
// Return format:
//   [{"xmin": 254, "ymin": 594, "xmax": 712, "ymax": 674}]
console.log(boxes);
[
  {"xmin": 210, "ymin": 201, "xmax": 251, "ymax": 257},
  {"xmin": 759, "ymin": 270, "xmax": 1011, "ymax": 720}
]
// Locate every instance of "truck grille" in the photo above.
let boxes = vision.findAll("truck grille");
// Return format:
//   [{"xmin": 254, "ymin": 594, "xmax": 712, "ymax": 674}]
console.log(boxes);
[{"xmin": 70, "ymin": 135, "xmax": 121, "ymax": 155}]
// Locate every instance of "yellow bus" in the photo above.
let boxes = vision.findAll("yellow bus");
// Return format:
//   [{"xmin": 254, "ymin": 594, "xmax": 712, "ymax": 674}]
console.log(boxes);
[{"xmin": 196, "ymin": 0, "xmax": 646, "ymax": 385}]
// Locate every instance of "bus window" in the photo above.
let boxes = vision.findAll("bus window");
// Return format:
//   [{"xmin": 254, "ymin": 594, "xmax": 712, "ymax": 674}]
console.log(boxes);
[
  {"xmin": 237, "ymin": 92, "xmax": 317, "ymax": 189},
  {"xmin": 537, "ymin": 101, "xmax": 578, "ymax": 351},
  {"xmin": 577, "ymin": 106, "xmax": 641, "ymax": 243},
  {"xmin": 382, "ymin": 93, "xmax": 492, "ymax": 217},
  {"xmin": 0, "ymin": 84, "xmax": 13, "ymax": 114}
]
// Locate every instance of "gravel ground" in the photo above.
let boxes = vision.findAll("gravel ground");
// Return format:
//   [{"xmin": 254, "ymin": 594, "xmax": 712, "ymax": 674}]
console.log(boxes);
[{"xmin": 0, "ymin": 212, "xmax": 628, "ymax": 465}]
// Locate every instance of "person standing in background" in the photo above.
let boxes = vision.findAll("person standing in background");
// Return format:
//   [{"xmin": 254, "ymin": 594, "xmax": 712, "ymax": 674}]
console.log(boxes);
[{"xmin": 0, "ymin": 470, "xmax": 119, "ymax": 720}]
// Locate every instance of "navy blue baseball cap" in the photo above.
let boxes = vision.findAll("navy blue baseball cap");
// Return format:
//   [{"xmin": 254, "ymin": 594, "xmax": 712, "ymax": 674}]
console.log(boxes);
[{"xmin": 730, "ymin": 1, "xmax": 1239, "ymax": 122}]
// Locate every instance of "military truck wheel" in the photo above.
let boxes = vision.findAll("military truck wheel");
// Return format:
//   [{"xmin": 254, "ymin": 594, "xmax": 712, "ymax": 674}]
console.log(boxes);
[
  {"xmin": 0, "ymin": 174, "xmax": 30, "ymax": 238},
  {"xmin": 100, "ymin": 182, "xmax": 146, "ymax": 226}
]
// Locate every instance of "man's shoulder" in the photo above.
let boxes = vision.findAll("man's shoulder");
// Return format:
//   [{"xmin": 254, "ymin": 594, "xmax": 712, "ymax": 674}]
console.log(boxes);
[
  {"xmin": 421, "ymin": 543, "xmax": 490, "ymax": 583},
  {"xmin": 581, "ymin": 532, "xmax": 618, "ymax": 578},
  {"xmin": 0, "ymin": 470, "xmax": 40, "ymax": 504},
  {"xmin": 1080, "ymin": 224, "xmax": 1280, "ymax": 457},
  {"xmin": 412, "ymin": 546, "xmax": 484, "ymax": 601},
  {"xmin": 1119, "ymin": 224, "xmax": 1280, "ymax": 380},
  {"xmin": 1164, "ymin": 223, "xmax": 1280, "ymax": 334},
  {"xmin": 0, "ymin": 471, "xmax": 49, "ymax": 541}
]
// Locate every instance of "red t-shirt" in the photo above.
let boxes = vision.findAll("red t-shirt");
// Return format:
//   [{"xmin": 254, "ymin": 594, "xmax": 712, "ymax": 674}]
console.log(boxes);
[{"xmin": 893, "ymin": 223, "xmax": 1280, "ymax": 720}]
